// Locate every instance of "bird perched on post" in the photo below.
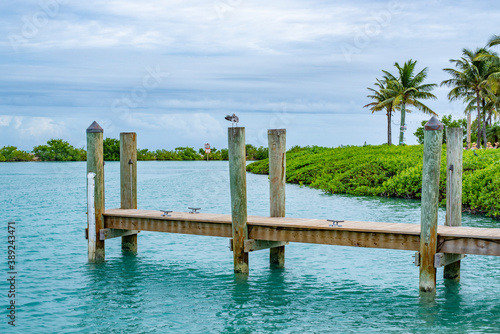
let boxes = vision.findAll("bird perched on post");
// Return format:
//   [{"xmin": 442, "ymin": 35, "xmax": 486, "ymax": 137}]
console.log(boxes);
[{"xmin": 225, "ymin": 113, "xmax": 239, "ymax": 127}]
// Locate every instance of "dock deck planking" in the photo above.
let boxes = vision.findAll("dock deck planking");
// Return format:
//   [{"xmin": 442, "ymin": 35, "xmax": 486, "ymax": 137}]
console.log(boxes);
[{"xmin": 103, "ymin": 209, "xmax": 500, "ymax": 256}]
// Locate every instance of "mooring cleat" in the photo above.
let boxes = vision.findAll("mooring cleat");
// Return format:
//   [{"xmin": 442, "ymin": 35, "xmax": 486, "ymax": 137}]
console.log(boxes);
[
  {"xmin": 188, "ymin": 207, "xmax": 201, "ymax": 214},
  {"xmin": 327, "ymin": 219, "xmax": 344, "ymax": 227},
  {"xmin": 161, "ymin": 210, "xmax": 172, "ymax": 217}
]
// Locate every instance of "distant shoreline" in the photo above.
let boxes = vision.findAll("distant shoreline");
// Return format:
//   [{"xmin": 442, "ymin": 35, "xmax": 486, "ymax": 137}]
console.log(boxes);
[{"xmin": 1, "ymin": 139, "xmax": 268, "ymax": 162}]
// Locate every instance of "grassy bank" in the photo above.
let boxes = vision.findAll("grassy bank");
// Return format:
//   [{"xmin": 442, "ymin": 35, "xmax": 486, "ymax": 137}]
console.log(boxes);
[{"xmin": 246, "ymin": 145, "xmax": 500, "ymax": 218}]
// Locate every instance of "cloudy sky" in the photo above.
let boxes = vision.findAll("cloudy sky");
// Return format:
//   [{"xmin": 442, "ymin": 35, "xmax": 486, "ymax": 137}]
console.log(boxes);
[{"xmin": 1, "ymin": 0, "xmax": 499, "ymax": 151}]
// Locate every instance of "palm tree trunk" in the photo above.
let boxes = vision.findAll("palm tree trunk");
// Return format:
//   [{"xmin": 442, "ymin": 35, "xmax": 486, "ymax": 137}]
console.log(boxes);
[
  {"xmin": 482, "ymin": 104, "xmax": 487, "ymax": 148},
  {"xmin": 399, "ymin": 104, "xmax": 406, "ymax": 145},
  {"xmin": 467, "ymin": 113, "xmax": 471, "ymax": 149},
  {"xmin": 476, "ymin": 93, "xmax": 482, "ymax": 149},
  {"xmin": 387, "ymin": 108, "xmax": 392, "ymax": 145}
]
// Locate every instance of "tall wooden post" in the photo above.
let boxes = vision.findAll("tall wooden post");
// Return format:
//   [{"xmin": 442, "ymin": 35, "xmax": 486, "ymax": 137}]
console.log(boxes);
[
  {"xmin": 444, "ymin": 127, "xmax": 463, "ymax": 280},
  {"xmin": 120, "ymin": 132, "xmax": 138, "ymax": 252},
  {"xmin": 87, "ymin": 121, "xmax": 105, "ymax": 262},
  {"xmin": 466, "ymin": 114, "xmax": 471, "ymax": 149},
  {"xmin": 419, "ymin": 116, "xmax": 443, "ymax": 293},
  {"xmin": 228, "ymin": 127, "xmax": 249, "ymax": 274},
  {"xmin": 268, "ymin": 129, "xmax": 286, "ymax": 268}
]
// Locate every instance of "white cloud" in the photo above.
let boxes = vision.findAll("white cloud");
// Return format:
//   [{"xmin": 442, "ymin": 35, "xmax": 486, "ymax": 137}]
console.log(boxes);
[
  {"xmin": 1, "ymin": 0, "xmax": 499, "ymax": 150},
  {"xmin": 1, "ymin": 0, "xmax": 407, "ymax": 53},
  {"xmin": 0, "ymin": 116, "xmax": 13, "ymax": 126},
  {"xmin": 17, "ymin": 117, "xmax": 65, "ymax": 139},
  {"xmin": 0, "ymin": 116, "xmax": 24, "ymax": 128},
  {"xmin": 122, "ymin": 112, "xmax": 224, "ymax": 139}
]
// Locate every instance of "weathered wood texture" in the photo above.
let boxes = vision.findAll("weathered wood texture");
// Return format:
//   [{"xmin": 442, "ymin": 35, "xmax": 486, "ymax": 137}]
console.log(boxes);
[
  {"xmin": 445, "ymin": 128, "xmax": 463, "ymax": 227},
  {"xmin": 467, "ymin": 113, "xmax": 471, "ymax": 149},
  {"xmin": 87, "ymin": 173, "xmax": 97, "ymax": 253},
  {"xmin": 100, "ymin": 228, "xmax": 140, "ymax": 240},
  {"xmin": 444, "ymin": 127, "xmax": 463, "ymax": 280},
  {"xmin": 228, "ymin": 127, "xmax": 249, "ymax": 273},
  {"xmin": 228, "ymin": 239, "xmax": 289, "ymax": 252},
  {"xmin": 245, "ymin": 240, "xmax": 289, "ymax": 252},
  {"xmin": 86, "ymin": 121, "xmax": 105, "ymax": 262},
  {"xmin": 438, "ymin": 237, "xmax": 500, "ymax": 256},
  {"xmin": 103, "ymin": 209, "xmax": 500, "ymax": 256},
  {"xmin": 106, "ymin": 214, "xmax": 232, "ymax": 237},
  {"xmin": 419, "ymin": 117, "xmax": 443, "ymax": 293},
  {"xmin": 268, "ymin": 129, "xmax": 286, "ymax": 267},
  {"xmin": 120, "ymin": 132, "xmax": 138, "ymax": 252},
  {"xmin": 434, "ymin": 253, "xmax": 465, "ymax": 268}
]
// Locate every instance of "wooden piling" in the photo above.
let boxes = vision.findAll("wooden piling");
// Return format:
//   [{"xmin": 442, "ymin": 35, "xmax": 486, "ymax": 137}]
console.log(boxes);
[
  {"xmin": 228, "ymin": 127, "xmax": 249, "ymax": 274},
  {"xmin": 444, "ymin": 127, "xmax": 463, "ymax": 280},
  {"xmin": 268, "ymin": 129, "xmax": 286, "ymax": 268},
  {"xmin": 87, "ymin": 121, "xmax": 105, "ymax": 262},
  {"xmin": 120, "ymin": 132, "xmax": 138, "ymax": 252},
  {"xmin": 419, "ymin": 116, "xmax": 443, "ymax": 293}
]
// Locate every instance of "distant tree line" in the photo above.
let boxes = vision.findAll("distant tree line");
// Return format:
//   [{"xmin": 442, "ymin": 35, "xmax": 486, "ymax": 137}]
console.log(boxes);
[
  {"xmin": 0, "ymin": 139, "xmax": 86, "ymax": 162},
  {"xmin": 0, "ymin": 138, "xmax": 269, "ymax": 162},
  {"xmin": 102, "ymin": 138, "xmax": 268, "ymax": 161}
]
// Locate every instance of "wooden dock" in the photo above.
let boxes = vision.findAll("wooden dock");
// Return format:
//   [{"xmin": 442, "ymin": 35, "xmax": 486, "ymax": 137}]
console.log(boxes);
[
  {"xmin": 103, "ymin": 209, "xmax": 500, "ymax": 256},
  {"xmin": 85, "ymin": 119, "xmax": 500, "ymax": 293}
]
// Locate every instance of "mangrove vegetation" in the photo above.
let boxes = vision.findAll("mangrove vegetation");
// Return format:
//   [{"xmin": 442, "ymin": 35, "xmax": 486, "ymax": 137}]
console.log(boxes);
[
  {"xmin": 246, "ymin": 144, "xmax": 500, "ymax": 218},
  {"xmin": 0, "ymin": 139, "xmax": 268, "ymax": 162}
]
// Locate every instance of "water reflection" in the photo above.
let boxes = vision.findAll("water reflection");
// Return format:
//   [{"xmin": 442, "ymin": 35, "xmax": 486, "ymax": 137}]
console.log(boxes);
[
  {"xmin": 443, "ymin": 279, "xmax": 462, "ymax": 309},
  {"xmin": 221, "ymin": 273, "xmax": 253, "ymax": 333},
  {"xmin": 418, "ymin": 291, "xmax": 438, "ymax": 328}
]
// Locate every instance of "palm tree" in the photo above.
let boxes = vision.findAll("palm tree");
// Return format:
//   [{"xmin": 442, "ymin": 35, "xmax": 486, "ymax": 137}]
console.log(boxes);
[
  {"xmin": 482, "ymin": 88, "xmax": 500, "ymax": 137},
  {"xmin": 364, "ymin": 77, "xmax": 396, "ymax": 145},
  {"xmin": 488, "ymin": 35, "xmax": 500, "ymax": 47},
  {"xmin": 462, "ymin": 95, "xmax": 486, "ymax": 146},
  {"xmin": 441, "ymin": 48, "xmax": 500, "ymax": 149},
  {"xmin": 486, "ymin": 123, "xmax": 500, "ymax": 144},
  {"xmin": 379, "ymin": 60, "xmax": 437, "ymax": 145}
]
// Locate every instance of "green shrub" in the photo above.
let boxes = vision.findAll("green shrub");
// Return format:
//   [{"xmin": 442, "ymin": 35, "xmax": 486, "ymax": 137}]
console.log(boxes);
[
  {"xmin": 137, "ymin": 149, "xmax": 156, "ymax": 161},
  {"xmin": 103, "ymin": 138, "xmax": 120, "ymax": 161},
  {"xmin": 0, "ymin": 146, "xmax": 33, "ymax": 161},
  {"xmin": 247, "ymin": 144, "xmax": 500, "ymax": 218},
  {"xmin": 33, "ymin": 139, "xmax": 85, "ymax": 161}
]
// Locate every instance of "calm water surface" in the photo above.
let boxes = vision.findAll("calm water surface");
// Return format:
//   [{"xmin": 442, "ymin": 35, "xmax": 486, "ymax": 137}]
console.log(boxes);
[{"xmin": 1, "ymin": 161, "xmax": 500, "ymax": 333}]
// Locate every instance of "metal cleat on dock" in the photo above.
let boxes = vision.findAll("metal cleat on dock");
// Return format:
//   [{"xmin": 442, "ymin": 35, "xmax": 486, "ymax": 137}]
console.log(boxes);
[
  {"xmin": 188, "ymin": 207, "xmax": 201, "ymax": 214},
  {"xmin": 413, "ymin": 252, "xmax": 420, "ymax": 266},
  {"xmin": 160, "ymin": 210, "xmax": 172, "ymax": 217},
  {"xmin": 327, "ymin": 219, "xmax": 343, "ymax": 227}
]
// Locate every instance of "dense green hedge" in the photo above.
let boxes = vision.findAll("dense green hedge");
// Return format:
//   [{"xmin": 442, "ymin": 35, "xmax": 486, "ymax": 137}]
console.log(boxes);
[{"xmin": 246, "ymin": 145, "xmax": 500, "ymax": 218}]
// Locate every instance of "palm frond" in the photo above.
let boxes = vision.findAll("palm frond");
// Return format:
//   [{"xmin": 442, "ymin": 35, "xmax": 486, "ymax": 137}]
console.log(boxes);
[
  {"xmin": 488, "ymin": 35, "xmax": 500, "ymax": 47},
  {"xmin": 412, "ymin": 100, "xmax": 437, "ymax": 116}
]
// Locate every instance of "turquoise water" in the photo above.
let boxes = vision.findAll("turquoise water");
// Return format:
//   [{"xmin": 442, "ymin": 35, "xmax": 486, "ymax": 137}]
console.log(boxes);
[{"xmin": 1, "ymin": 161, "xmax": 500, "ymax": 333}]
